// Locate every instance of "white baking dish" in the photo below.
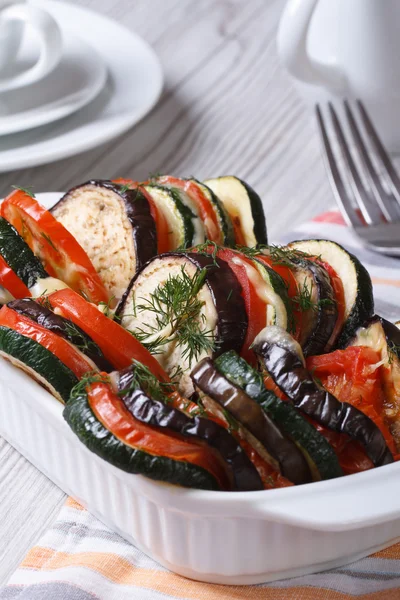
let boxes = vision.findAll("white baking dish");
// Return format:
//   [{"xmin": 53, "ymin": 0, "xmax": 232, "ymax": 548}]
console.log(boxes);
[
  {"xmin": 2, "ymin": 192, "xmax": 400, "ymax": 585},
  {"xmin": 1, "ymin": 357, "xmax": 400, "ymax": 585}
]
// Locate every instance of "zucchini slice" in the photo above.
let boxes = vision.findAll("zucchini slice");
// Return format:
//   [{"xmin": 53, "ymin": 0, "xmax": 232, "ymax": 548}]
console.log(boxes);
[
  {"xmin": 9, "ymin": 298, "xmax": 113, "ymax": 372},
  {"xmin": 288, "ymin": 255, "xmax": 337, "ymax": 356},
  {"xmin": 252, "ymin": 325, "xmax": 393, "ymax": 468},
  {"xmin": 191, "ymin": 357, "xmax": 312, "ymax": 485},
  {"xmin": 143, "ymin": 184, "xmax": 195, "ymax": 249},
  {"xmin": 214, "ymin": 350, "xmax": 343, "ymax": 480},
  {"xmin": 253, "ymin": 258, "xmax": 295, "ymax": 334},
  {"xmin": 0, "ymin": 217, "xmax": 48, "ymax": 290},
  {"xmin": 0, "ymin": 326, "xmax": 78, "ymax": 402},
  {"xmin": 189, "ymin": 179, "xmax": 235, "ymax": 246},
  {"xmin": 204, "ymin": 176, "xmax": 267, "ymax": 247},
  {"xmin": 113, "ymin": 364, "xmax": 263, "ymax": 491},
  {"xmin": 288, "ymin": 239, "xmax": 374, "ymax": 348},
  {"xmin": 348, "ymin": 315, "xmax": 400, "ymax": 452},
  {"xmin": 52, "ymin": 180, "xmax": 157, "ymax": 300},
  {"xmin": 64, "ymin": 379, "xmax": 221, "ymax": 490},
  {"xmin": 116, "ymin": 252, "xmax": 247, "ymax": 396}
]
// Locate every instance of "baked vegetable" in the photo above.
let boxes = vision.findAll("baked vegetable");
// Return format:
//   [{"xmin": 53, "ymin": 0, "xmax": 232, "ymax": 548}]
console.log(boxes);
[
  {"xmin": 214, "ymin": 350, "xmax": 343, "ymax": 480},
  {"xmin": 0, "ymin": 216, "xmax": 48, "ymax": 297},
  {"xmin": 204, "ymin": 176, "xmax": 267, "ymax": 246},
  {"xmin": 64, "ymin": 376, "xmax": 232, "ymax": 490},
  {"xmin": 154, "ymin": 176, "xmax": 234, "ymax": 246},
  {"xmin": 1, "ymin": 189, "xmax": 109, "ymax": 304},
  {"xmin": 52, "ymin": 180, "xmax": 157, "ymax": 300},
  {"xmin": 113, "ymin": 363, "xmax": 263, "ymax": 491},
  {"xmin": 253, "ymin": 325, "xmax": 393, "ymax": 467},
  {"xmin": 48, "ymin": 288, "xmax": 168, "ymax": 379},
  {"xmin": 253, "ymin": 257, "xmax": 295, "ymax": 333},
  {"xmin": 288, "ymin": 240, "xmax": 374, "ymax": 348},
  {"xmin": 9, "ymin": 298, "xmax": 112, "ymax": 372},
  {"xmin": 0, "ymin": 326, "xmax": 78, "ymax": 402},
  {"xmin": 116, "ymin": 252, "xmax": 247, "ymax": 395},
  {"xmin": 191, "ymin": 357, "xmax": 313, "ymax": 485}
]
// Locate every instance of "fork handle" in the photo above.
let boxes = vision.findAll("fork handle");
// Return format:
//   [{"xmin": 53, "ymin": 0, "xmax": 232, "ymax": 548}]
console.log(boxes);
[{"xmin": 277, "ymin": 0, "xmax": 345, "ymax": 91}]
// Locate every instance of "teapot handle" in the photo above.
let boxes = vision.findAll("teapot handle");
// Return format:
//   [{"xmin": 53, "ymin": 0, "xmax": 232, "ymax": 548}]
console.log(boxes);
[{"xmin": 277, "ymin": 0, "xmax": 344, "ymax": 91}]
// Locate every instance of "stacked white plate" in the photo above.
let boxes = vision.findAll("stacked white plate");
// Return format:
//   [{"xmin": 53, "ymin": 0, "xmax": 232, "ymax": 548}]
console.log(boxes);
[{"xmin": 0, "ymin": 0, "xmax": 163, "ymax": 172}]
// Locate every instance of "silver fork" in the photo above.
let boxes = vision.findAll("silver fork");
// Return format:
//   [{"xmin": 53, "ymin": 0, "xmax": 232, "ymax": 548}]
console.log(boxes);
[{"xmin": 316, "ymin": 100, "xmax": 400, "ymax": 256}]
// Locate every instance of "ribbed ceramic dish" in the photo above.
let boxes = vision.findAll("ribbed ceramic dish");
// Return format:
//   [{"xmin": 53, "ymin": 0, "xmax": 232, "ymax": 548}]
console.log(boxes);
[{"xmin": 1, "ymin": 356, "xmax": 400, "ymax": 585}]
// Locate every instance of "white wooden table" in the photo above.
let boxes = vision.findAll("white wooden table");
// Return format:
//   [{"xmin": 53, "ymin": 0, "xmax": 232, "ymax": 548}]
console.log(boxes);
[{"xmin": 0, "ymin": 0, "xmax": 334, "ymax": 584}]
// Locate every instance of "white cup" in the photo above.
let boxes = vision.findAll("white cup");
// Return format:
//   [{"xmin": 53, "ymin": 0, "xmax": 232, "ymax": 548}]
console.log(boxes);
[
  {"xmin": 278, "ymin": 0, "xmax": 400, "ymax": 152},
  {"xmin": 0, "ymin": 0, "xmax": 62, "ymax": 92}
]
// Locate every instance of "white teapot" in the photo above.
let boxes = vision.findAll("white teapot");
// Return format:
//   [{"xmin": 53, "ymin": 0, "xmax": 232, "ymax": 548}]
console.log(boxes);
[{"xmin": 278, "ymin": 0, "xmax": 400, "ymax": 151}]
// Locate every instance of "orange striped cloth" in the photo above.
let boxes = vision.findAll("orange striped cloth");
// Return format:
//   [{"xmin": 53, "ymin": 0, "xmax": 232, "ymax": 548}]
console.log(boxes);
[{"xmin": 2, "ymin": 210, "xmax": 400, "ymax": 599}]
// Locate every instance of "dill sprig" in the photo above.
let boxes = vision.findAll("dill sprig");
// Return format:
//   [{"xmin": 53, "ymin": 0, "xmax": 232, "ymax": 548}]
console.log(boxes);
[
  {"xmin": 118, "ymin": 183, "xmax": 133, "ymax": 194},
  {"xmin": 293, "ymin": 279, "xmax": 334, "ymax": 312},
  {"xmin": 234, "ymin": 244, "xmax": 269, "ymax": 258},
  {"xmin": 41, "ymin": 232, "xmax": 59, "ymax": 253},
  {"xmin": 63, "ymin": 320, "xmax": 100, "ymax": 356},
  {"xmin": 132, "ymin": 266, "xmax": 215, "ymax": 364},
  {"xmin": 70, "ymin": 372, "xmax": 110, "ymax": 400},
  {"xmin": 118, "ymin": 360, "xmax": 175, "ymax": 403},
  {"xmin": 12, "ymin": 185, "xmax": 35, "ymax": 198},
  {"xmin": 388, "ymin": 340, "xmax": 400, "ymax": 364},
  {"xmin": 98, "ymin": 296, "xmax": 116, "ymax": 319},
  {"xmin": 268, "ymin": 244, "xmax": 312, "ymax": 267},
  {"xmin": 190, "ymin": 240, "xmax": 221, "ymax": 267}
]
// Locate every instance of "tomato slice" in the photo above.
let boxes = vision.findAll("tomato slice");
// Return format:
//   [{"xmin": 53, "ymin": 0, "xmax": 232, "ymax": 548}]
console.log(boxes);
[
  {"xmin": 89, "ymin": 380, "xmax": 230, "ymax": 490},
  {"xmin": 113, "ymin": 178, "xmax": 170, "ymax": 254},
  {"xmin": 214, "ymin": 248, "xmax": 267, "ymax": 364},
  {"xmin": 307, "ymin": 346, "xmax": 398, "ymax": 457},
  {"xmin": 48, "ymin": 288, "xmax": 169, "ymax": 381},
  {"xmin": 0, "ymin": 255, "xmax": 30, "ymax": 298},
  {"xmin": 1, "ymin": 190, "xmax": 109, "ymax": 304},
  {"xmin": 0, "ymin": 305, "xmax": 95, "ymax": 377},
  {"xmin": 155, "ymin": 176, "xmax": 222, "ymax": 244}
]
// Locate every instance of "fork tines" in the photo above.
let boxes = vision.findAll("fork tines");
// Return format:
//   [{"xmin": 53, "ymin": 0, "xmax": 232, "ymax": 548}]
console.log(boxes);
[{"xmin": 316, "ymin": 100, "xmax": 400, "ymax": 229}]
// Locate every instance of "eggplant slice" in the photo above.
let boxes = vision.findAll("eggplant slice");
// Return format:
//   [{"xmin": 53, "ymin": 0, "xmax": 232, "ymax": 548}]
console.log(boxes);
[
  {"xmin": 348, "ymin": 315, "xmax": 400, "ymax": 452},
  {"xmin": 289, "ymin": 257, "xmax": 337, "ymax": 356},
  {"xmin": 8, "ymin": 298, "xmax": 113, "ymax": 372},
  {"xmin": 253, "ymin": 326, "xmax": 393, "ymax": 467},
  {"xmin": 191, "ymin": 358, "xmax": 312, "ymax": 485},
  {"xmin": 114, "ymin": 365, "xmax": 263, "ymax": 491},
  {"xmin": 51, "ymin": 180, "xmax": 157, "ymax": 300},
  {"xmin": 116, "ymin": 252, "xmax": 248, "ymax": 396}
]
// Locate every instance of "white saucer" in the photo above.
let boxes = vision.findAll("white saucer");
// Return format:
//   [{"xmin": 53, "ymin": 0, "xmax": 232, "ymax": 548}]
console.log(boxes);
[
  {"xmin": 0, "ymin": 0, "xmax": 163, "ymax": 172},
  {"xmin": 0, "ymin": 34, "xmax": 107, "ymax": 136}
]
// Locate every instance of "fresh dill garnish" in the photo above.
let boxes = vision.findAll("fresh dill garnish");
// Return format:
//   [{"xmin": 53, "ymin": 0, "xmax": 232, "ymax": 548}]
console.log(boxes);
[
  {"xmin": 268, "ymin": 244, "xmax": 311, "ymax": 267},
  {"xmin": 36, "ymin": 291, "xmax": 52, "ymax": 309},
  {"xmin": 12, "ymin": 185, "xmax": 35, "ymax": 198},
  {"xmin": 118, "ymin": 183, "xmax": 132, "ymax": 194},
  {"xmin": 234, "ymin": 244, "xmax": 269, "ymax": 258},
  {"xmin": 132, "ymin": 265, "xmax": 215, "ymax": 364},
  {"xmin": 118, "ymin": 360, "xmax": 175, "ymax": 403},
  {"xmin": 63, "ymin": 320, "xmax": 100, "ymax": 356},
  {"xmin": 192, "ymin": 240, "xmax": 220, "ymax": 267},
  {"xmin": 148, "ymin": 171, "xmax": 164, "ymax": 182},
  {"xmin": 41, "ymin": 232, "xmax": 59, "ymax": 253},
  {"xmin": 79, "ymin": 289, "xmax": 90, "ymax": 302},
  {"xmin": 70, "ymin": 372, "xmax": 109, "ymax": 400},
  {"xmin": 226, "ymin": 289, "xmax": 233, "ymax": 302},
  {"xmin": 388, "ymin": 340, "xmax": 400, "ymax": 364},
  {"xmin": 222, "ymin": 408, "xmax": 239, "ymax": 432},
  {"xmin": 292, "ymin": 279, "xmax": 334, "ymax": 313},
  {"xmin": 98, "ymin": 296, "xmax": 116, "ymax": 318}
]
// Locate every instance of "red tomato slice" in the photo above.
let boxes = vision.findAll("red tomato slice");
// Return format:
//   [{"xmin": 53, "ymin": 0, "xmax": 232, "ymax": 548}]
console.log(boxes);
[
  {"xmin": 0, "ymin": 305, "xmax": 95, "ymax": 377},
  {"xmin": 307, "ymin": 346, "xmax": 397, "ymax": 457},
  {"xmin": 1, "ymin": 190, "xmax": 109, "ymax": 304},
  {"xmin": 0, "ymin": 255, "xmax": 30, "ymax": 298},
  {"xmin": 48, "ymin": 288, "xmax": 169, "ymax": 380},
  {"xmin": 215, "ymin": 248, "xmax": 267, "ymax": 364},
  {"xmin": 113, "ymin": 178, "xmax": 170, "ymax": 254},
  {"xmin": 89, "ymin": 380, "xmax": 230, "ymax": 490},
  {"xmin": 156, "ymin": 176, "xmax": 222, "ymax": 243}
]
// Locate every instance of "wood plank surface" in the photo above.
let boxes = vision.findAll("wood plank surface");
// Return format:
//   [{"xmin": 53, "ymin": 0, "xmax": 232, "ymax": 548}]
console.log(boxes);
[{"xmin": 0, "ymin": 0, "xmax": 333, "ymax": 584}]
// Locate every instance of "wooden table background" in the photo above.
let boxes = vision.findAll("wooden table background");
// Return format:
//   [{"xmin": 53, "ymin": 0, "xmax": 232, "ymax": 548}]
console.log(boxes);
[{"xmin": 0, "ymin": 0, "xmax": 334, "ymax": 584}]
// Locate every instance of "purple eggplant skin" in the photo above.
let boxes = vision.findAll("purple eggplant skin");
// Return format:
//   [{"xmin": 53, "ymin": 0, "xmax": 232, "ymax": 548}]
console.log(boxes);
[
  {"xmin": 8, "ymin": 298, "xmax": 113, "ymax": 372},
  {"xmin": 252, "ymin": 329, "xmax": 393, "ymax": 468},
  {"xmin": 52, "ymin": 180, "xmax": 157, "ymax": 273},
  {"xmin": 191, "ymin": 358, "xmax": 313, "ymax": 485},
  {"xmin": 116, "ymin": 365, "xmax": 263, "ymax": 492},
  {"xmin": 291, "ymin": 258, "xmax": 337, "ymax": 356},
  {"xmin": 116, "ymin": 251, "xmax": 248, "ymax": 357}
]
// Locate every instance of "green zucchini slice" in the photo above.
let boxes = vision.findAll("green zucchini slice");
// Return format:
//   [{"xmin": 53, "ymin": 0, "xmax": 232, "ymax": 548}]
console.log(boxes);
[
  {"xmin": 214, "ymin": 350, "xmax": 343, "ymax": 480},
  {"xmin": 287, "ymin": 239, "xmax": 374, "ymax": 348},
  {"xmin": 64, "ymin": 385, "xmax": 220, "ymax": 490},
  {"xmin": 204, "ymin": 176, "xmax": 267, "ymax": 247},
  {"xmin": 0, "ymin": 217, "xmax": 48, "ymax": 290},
  {"xmin": 144, "ymin": 184, "xmax": 195, "ymax": 248},
  {"xmin": 0, "ymin": 326, "xmax": 78, "ymax": 403}
]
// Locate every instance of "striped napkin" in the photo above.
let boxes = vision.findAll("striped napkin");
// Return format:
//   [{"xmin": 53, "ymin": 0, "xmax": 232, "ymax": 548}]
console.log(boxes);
[{"xmin": 2, "ymin": 210, "xmax": 400, "ymax": 600}]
